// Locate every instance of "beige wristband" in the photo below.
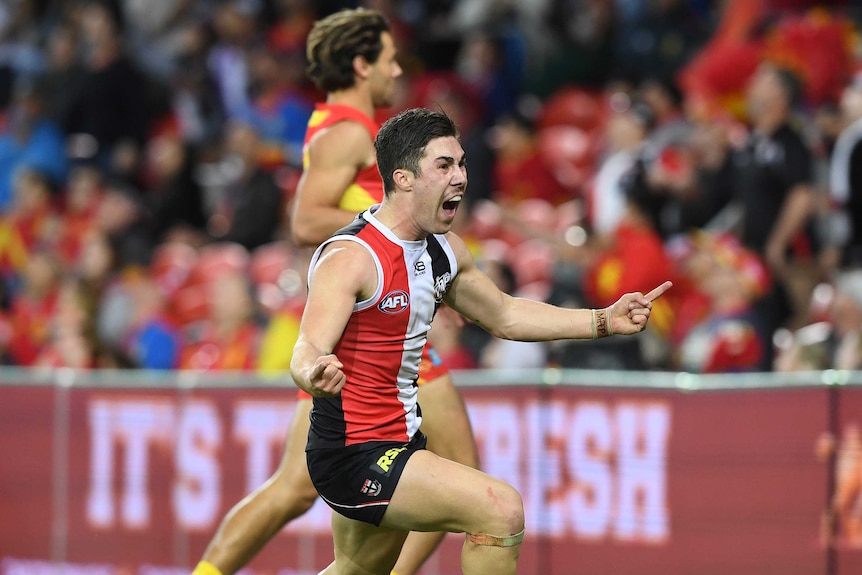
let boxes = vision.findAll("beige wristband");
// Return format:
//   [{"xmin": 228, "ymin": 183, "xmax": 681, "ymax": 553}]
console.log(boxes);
[{"xmin": 594, "ymin": 307, "xmax": 611, "ymax": 338}]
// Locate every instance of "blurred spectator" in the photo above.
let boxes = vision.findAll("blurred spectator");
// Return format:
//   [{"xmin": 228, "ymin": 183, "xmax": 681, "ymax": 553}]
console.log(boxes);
[
  {"xmin": 732, "ymin": 63, "xmax": 817, "ymax": 364},
  {"xmin": 825, "ymin": 72, "xmax": 862, "ymax": 271},
  {"xmin": 0, "ymin": 168, "xmax": 60, "ymax": 277},
  {"xmin": 207, "ymin": 0, "xmax": 259, "ymax": 119},
  {"xmin": 776, "ymin": 270, "xmax": 862, "ymax": 372},
  {"xmin": 0, "ymin": 0, "xmax": 45, "ymax": 107},
  {"xmin": 76, "ymin": 223, "xmax": 111, "ymax": 280},
  {"xmin": 94, "ymin": 178, "xmax": 152, "ymax": 267},
  {"xmin": 55, "ymin": 162, "xmax": 104, "ymax": 266},
  {"xmin": 590, "ymin": 95, "xmax": 653, "ymax": 236},
  {"xmin": 243, "ymin": 45, "xmax": 313, "ymax": 168},
  {"xmin": 489, "ymin": 107, "xmax": 571, "ymax": 207},
  {"xmin": 142, "ymin": 129, "xmax": 208, "ymax": 245},
  {"xmin": 63, "ymin": 0, "xmax": 151, "ymax": 178},
  {"xmin": 529, "ymin": 0, "xmax": 616, "ymax": 96},
  {"xmin": 34, "ymin": 275, "xmax": 103, "ymax": 368},
  {"xmin": 0, "ymin": 77, "xmax": 68, "ymax": 211},
  {"xmin": 179, "ymin": 269, "xmax": 261, "ymax": 370},
  {"xmin": 38, "ymin": 21, "xmax": 87, "ymax": 127},
  {"xmin": 679, "ymin": 116, "xmax": 736, "ymax": 232},
  {"xmin": 639, "ymin": 75, "xmax": 690, "ymax": 152},
  {"xmin": 736, "ymin": 64, "xmax": 815, "ymax": 268},
  {"xmin": 265, "ymin": 0, "xmax": 317, "ymax": 58},
  {"xmin": 455, "ymin": 31, "xmax": 521, "ymax": 126},
  {"xmin": 120, "ymin": 275, "xmax": 181, "ymax": 369},
  {"xmin": 119, "ymin": 0, "xmax": 204, "ymax": 80},
  {"xmin": 84, "ymin": 230, "xmax": 142, "ymax": 358},
  {"xmin": 170, "ymin": 21, "xmax": 227, "ymax": 145},
  {"xmin": 614, "ymin": 0, "xmax": 708, "ymax": 83},
  {"xmin": 619, "ymin": 107, "xmax": 733, "ymax": 241},
  {"xmin": 677, "ymin": 233, "xmax": 770, "ymax": 373},
  {"xmin": 7, "ymin": 249, "xmax": 59, "ymax": 365},
  {"xmin": 206, "ymin": 120, "xmax": 284, "ymax": 250},
  {"xmin": 582, "ymin": 191, "xmax": 674, "ymax": 322}
]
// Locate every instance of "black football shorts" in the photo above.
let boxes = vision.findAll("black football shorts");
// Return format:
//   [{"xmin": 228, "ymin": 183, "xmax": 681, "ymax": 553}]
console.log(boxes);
[{"xmin": 306, "ymin": 431, "xmax": 428, "ymax": 525}]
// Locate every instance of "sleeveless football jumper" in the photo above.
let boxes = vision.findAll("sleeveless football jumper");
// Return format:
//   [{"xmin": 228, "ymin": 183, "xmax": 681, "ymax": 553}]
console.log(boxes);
[{"xmin": 305, "ymin": 208, "xmax": 458, "ymax": 525}]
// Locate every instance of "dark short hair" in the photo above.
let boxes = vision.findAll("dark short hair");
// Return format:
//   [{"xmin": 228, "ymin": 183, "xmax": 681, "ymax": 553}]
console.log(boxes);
[
  {"xmin": 374, "ymin": 108, "xmax": 460, "ymax": 195},
  {"xmin": 305, "ymin": 8, "xmax": 390, "ymax": 92}
]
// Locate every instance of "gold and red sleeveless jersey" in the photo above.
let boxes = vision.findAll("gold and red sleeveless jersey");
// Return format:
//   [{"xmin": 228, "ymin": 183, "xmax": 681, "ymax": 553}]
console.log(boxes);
[
  {"xmin": 306, "ymin": 208, "xmax": 458, "ymax": 448},
  {"xmin": 302, "ymin": 103, "xmax": 383, "ymax": 213}
]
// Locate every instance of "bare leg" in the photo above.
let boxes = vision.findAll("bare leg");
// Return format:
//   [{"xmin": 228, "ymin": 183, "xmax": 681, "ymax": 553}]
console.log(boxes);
[
  {"xmin": 197, "ymin": 399, "xmax": 318, "ymax": 575},
  {"xmin": 326, "ymin": 513, "xmax": 409, "ymax": 575},
  {"xmin": 384, "ymin": 450, "xmax": 523, "ymax": 575},
  {"xmin": 392, "ymin": 374, "xmax": 479, "ymax": 575}
]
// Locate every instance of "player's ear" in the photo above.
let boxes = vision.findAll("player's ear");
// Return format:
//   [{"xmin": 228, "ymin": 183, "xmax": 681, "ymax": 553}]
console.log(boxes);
[
  {"xmin": 392, "ymin": 168, "xmax": 413, "ymax": 191},
  {"xmin": 353, "ymin": 54, "xmax": 370, "ymax": 79}
]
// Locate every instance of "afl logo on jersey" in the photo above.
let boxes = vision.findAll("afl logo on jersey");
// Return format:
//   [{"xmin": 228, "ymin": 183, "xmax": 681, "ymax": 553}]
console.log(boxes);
[{"xmin": 378, "ymin": 290, "xmax": 410, "ymax": 314}]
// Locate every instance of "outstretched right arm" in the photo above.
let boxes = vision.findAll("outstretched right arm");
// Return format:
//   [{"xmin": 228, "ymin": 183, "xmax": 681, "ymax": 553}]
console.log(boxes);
[{"xmin": 444, "ymin": 232, "xmax": 672, "ymax": 341}]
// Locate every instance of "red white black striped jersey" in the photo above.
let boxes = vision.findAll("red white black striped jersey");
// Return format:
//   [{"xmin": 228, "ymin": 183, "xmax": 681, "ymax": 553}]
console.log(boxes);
[{"xmin": 306, "ymin": 208, "xmax": 458, "ymax": 448}]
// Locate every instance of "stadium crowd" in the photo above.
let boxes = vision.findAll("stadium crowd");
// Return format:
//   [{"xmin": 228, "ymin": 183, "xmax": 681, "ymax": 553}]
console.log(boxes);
[{"xmin": 1, "ymin": 0, "xmax": 861, "ymax": 373}]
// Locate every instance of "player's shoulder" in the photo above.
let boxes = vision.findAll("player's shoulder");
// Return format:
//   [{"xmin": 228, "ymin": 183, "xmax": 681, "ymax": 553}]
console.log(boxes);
[
  {"xmin": 314, "ymin": 237, "xmax": 376, "ymax": 278},
  {"xmin": 313, "ymin": 236, "xmax": 380, "ymax": 296},
  {"xmin": 314, "ymin": 117, "xmax": 374, "ymax": 145},
  {"xmin": 307, "ymin": 120, "xmax": 374, "ymax": 161}
]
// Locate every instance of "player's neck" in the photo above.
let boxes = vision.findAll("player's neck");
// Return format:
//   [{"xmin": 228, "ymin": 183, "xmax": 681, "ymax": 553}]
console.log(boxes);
[
  {"xmin": 326, "ymin": 88, "xmax": 375, "ymax": 120},
  {"xmin": 373, "ymin": 202, "xmax": 427, "ymax": 243}
]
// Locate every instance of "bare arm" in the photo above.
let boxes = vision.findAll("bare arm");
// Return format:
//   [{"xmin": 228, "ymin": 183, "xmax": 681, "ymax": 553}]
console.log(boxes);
[
  {"xmin": 443, "ymin": 233, "xmax": 672, "ymax": 341},
  {"xmin": 289, "ymin": 242, "xmax": 377, "ymax": 396},
  {"xmin": 290, "ymin": 121, "xmax": 377, "ymax": 247},
  {"xmin": 765, "ymin": 183, "xmax": 814, "ymax": 273}
]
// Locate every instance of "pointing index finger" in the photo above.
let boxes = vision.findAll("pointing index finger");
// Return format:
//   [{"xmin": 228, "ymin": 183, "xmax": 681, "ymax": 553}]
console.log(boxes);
[{"xmin": 645, "ymin": 280, "xmax": 673, "ymax": 302}]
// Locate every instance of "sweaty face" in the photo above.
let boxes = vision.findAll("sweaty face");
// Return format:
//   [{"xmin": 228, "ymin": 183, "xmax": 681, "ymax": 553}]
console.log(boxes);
[
  {"xmin": 410, "ymin": 136, "xmax": 467, "ymax": 235},
  {"xmin": 368, "ymin": 32, "xmax": 402, "ymax": 108}
]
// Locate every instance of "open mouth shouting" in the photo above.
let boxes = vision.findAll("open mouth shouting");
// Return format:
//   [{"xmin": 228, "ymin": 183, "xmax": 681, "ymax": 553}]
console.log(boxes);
[{"xmin": 442, "ymin": 194, "xmax": 463, "ymax": 219}]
